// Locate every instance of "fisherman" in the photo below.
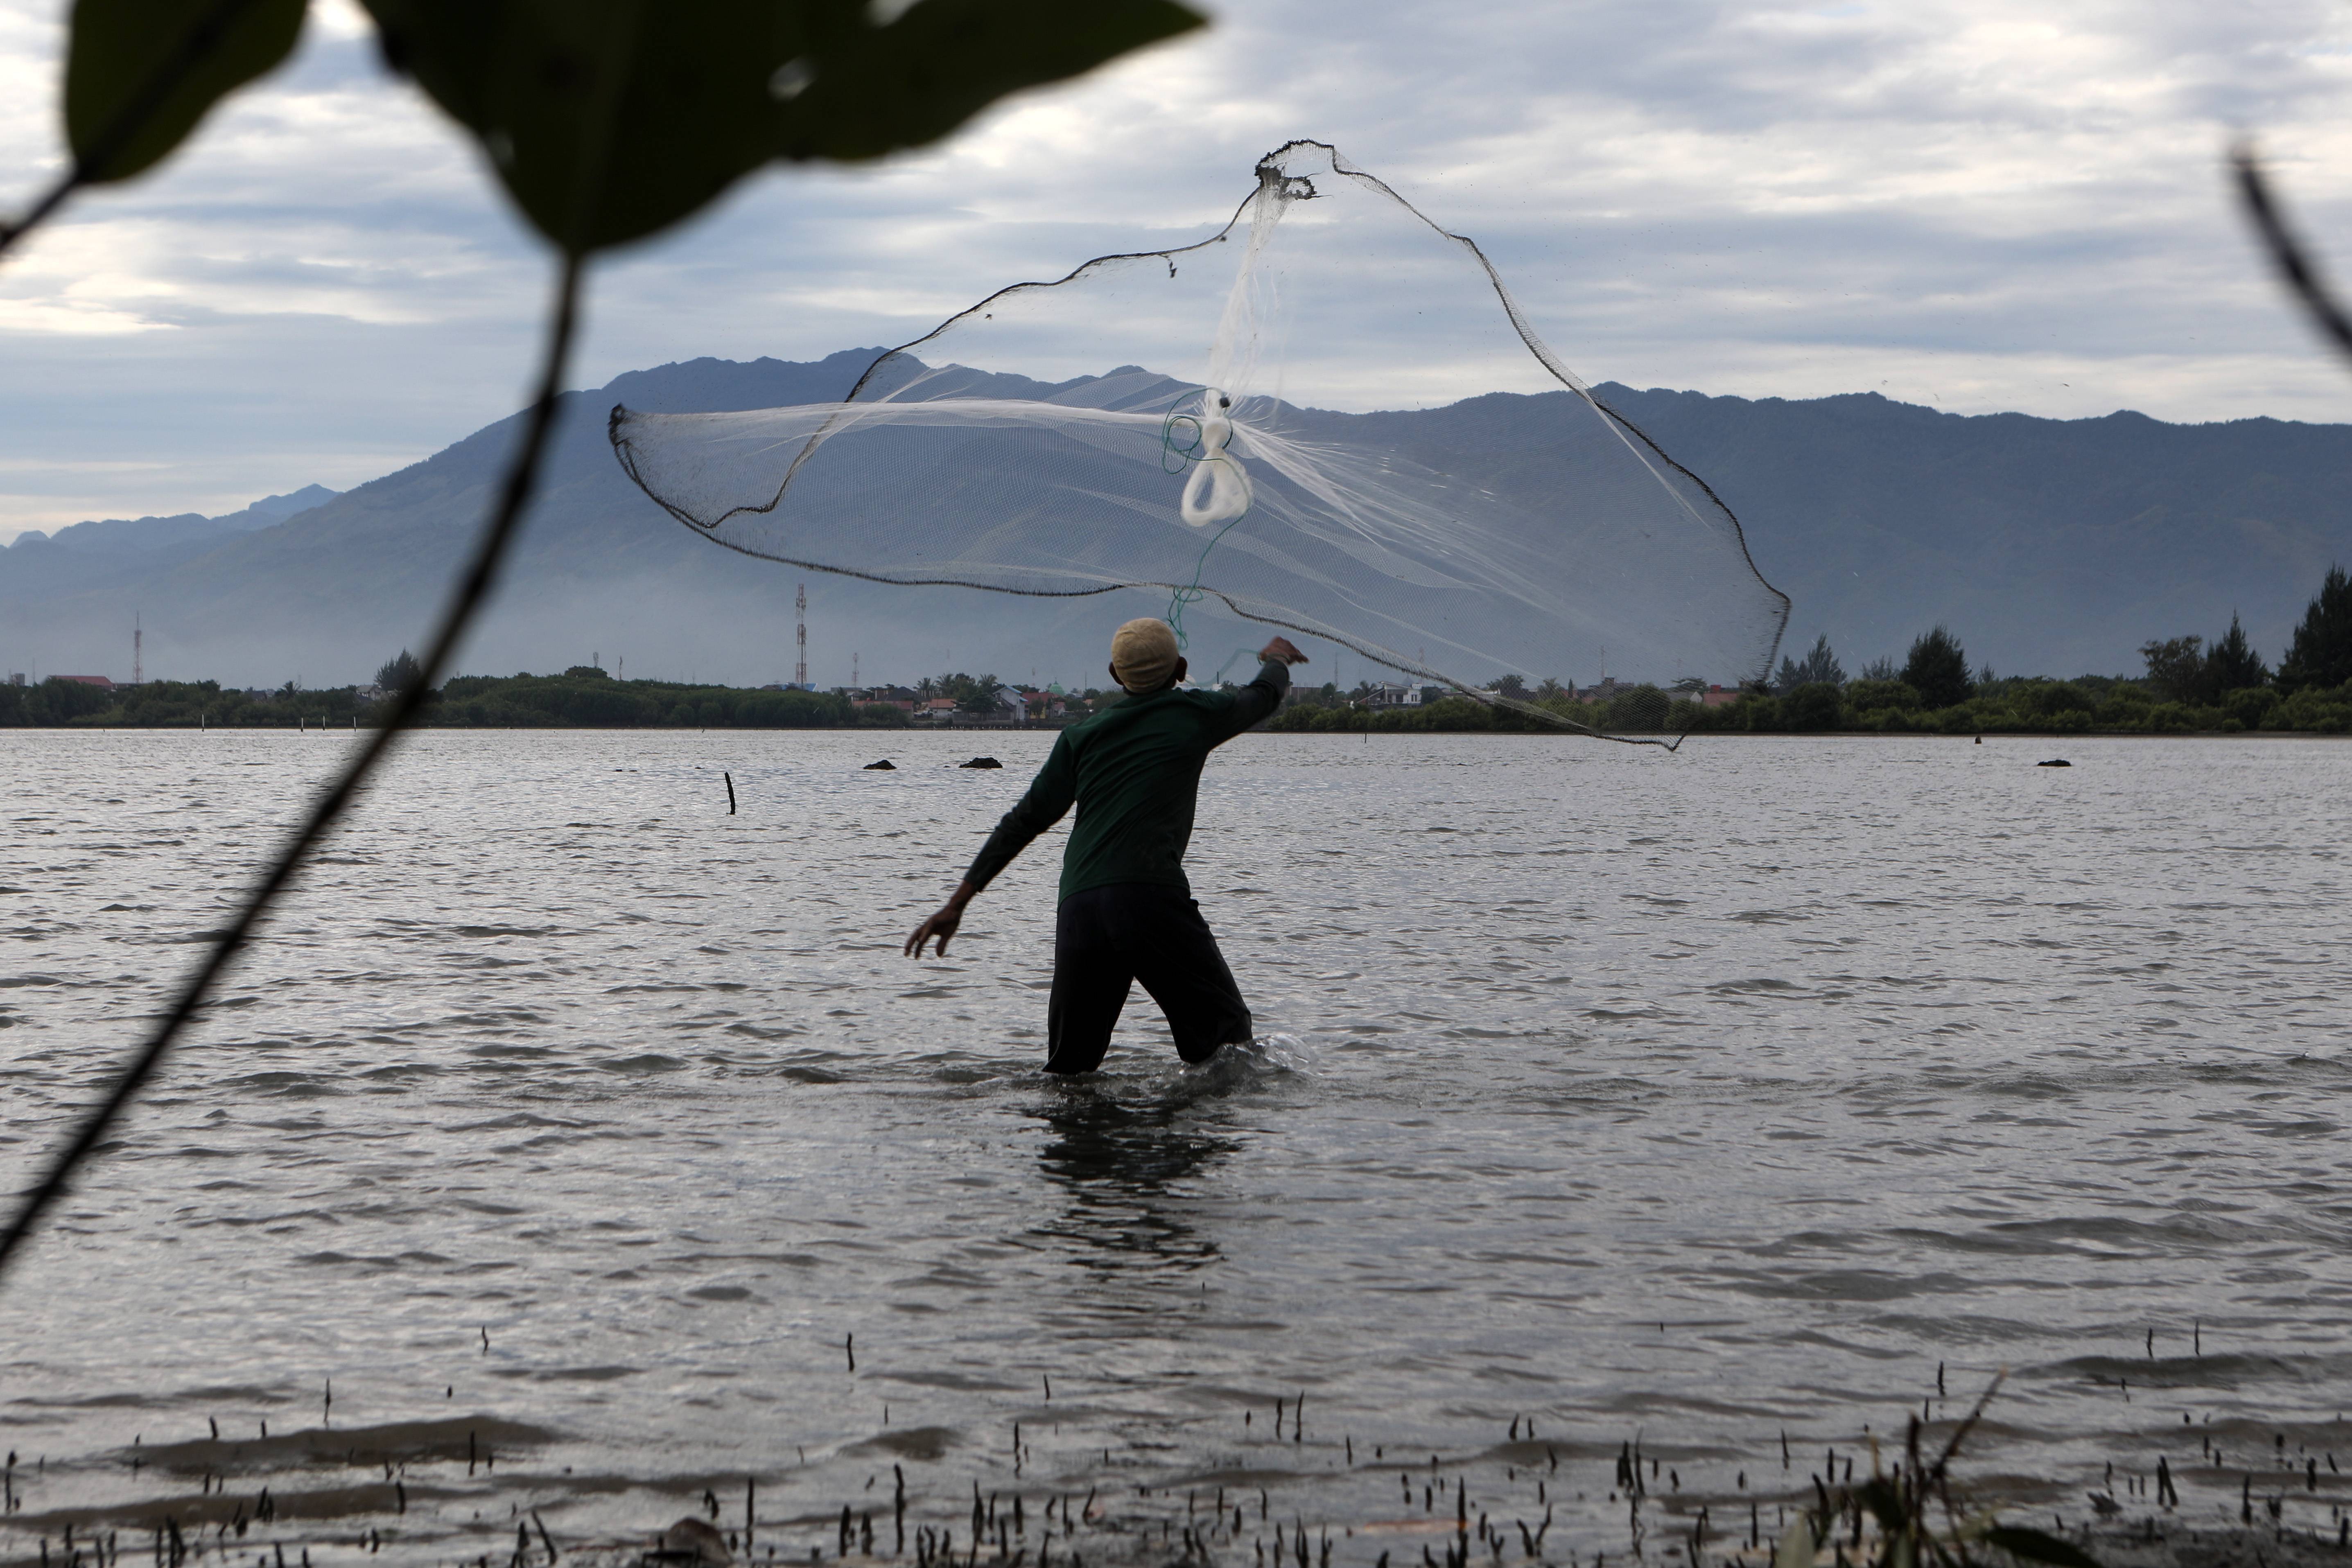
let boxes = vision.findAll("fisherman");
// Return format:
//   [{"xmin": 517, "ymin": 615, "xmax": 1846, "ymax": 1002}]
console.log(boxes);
[{"xmin": 904, "ymin": 618, "xmax": 1308, "ymax": 1072}]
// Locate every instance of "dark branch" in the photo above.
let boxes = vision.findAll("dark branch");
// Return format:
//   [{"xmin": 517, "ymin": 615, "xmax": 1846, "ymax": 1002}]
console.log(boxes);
[
  {"xmin": 0, "ymin": 251, "xmax": 586, "ymax": 1285},
  {"xmin": 2233, "ymin": 140, "xmax": 2352, "ymax": 365}
]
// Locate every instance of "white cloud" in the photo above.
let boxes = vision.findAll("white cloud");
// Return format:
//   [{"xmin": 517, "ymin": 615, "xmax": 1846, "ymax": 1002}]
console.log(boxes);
[{"xmin": 3, "ymin": 0, "xmax": 2352, "ymax": 540}]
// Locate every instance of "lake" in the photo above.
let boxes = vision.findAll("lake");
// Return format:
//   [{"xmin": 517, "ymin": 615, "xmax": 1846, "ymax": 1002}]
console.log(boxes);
[{"xmin": 2, "ymin": 727, "xmax": 2347, "ymax": 1564}]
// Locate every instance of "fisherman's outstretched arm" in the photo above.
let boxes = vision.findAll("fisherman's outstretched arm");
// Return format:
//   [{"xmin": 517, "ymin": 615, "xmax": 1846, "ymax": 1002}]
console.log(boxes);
[
  {"xmin": 904, "ymin": 738, "xmax": 1077, "ymax": 958},
  {"xmin": 1223, "ymin": 636, "xmax": 1307, "ymax": 734}
]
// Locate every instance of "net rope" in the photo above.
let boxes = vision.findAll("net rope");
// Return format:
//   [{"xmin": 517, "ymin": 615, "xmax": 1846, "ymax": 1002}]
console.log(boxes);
[{"xmin": 610, "ymin": 141, "xmax": 1790, "ymax": 745}]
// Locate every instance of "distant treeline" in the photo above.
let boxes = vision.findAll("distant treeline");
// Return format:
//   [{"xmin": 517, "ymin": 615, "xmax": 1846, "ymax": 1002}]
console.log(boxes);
[
  {"xmin": 11, "ymin": 565, "xmax": 2351, "ymax": 736},
  {"xmin": 1272, "ymin": 564, "xmax": 2352, "ymax": 737},
  {"xmin": 0, "ymin": 666, "xmax": 914, "ymax": 729},
  {"xmin": 429, "ymin": 670, "xmax": 905, "ymax": 728},
  {"xmin": 1274, "ymin": 665, "xmax": 2352, "ymax": 737}
]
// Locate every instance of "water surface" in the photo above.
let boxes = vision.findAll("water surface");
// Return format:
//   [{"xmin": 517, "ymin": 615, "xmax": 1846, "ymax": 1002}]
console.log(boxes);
[{"xmin": 2, "ymin": 729, "xmax": 2348, "ymax": 1562}]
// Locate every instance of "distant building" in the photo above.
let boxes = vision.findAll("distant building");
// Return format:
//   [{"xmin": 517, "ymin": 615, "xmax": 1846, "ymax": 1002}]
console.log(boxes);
[
  {"xmin": 1364, "ymin": 682, "xmax": 1448, "ymax": 709},
  {"xmin": 57, "ymin": 675, "xmax": 114, "ymax": 689}
]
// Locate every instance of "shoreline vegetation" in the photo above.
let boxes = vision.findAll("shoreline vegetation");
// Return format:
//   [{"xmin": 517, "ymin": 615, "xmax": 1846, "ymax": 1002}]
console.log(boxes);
[
  {"xmin": 8, "ymin": 664, "xmax": 2352, "ymax": 738},
  {"xmin": 5, "ymin": 666, "xmax": 2352, "ymax": 737},
  {"xmin": 7, "ymin": 563, "xmax": 2349, "ymax": 737},
  {"xmin": 1268, "ymin": 673, "xmax": 2352, "ymax": 738}
]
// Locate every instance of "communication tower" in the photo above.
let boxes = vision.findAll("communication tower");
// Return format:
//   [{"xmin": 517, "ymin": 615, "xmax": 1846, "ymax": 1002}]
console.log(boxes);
[
  {"xmin": 795, "ymin": 582, "xmax": 808, "ymax": 688},
  {"xmin": 133, "ymin": 615, "xmax": 142, "ymax": 686}
]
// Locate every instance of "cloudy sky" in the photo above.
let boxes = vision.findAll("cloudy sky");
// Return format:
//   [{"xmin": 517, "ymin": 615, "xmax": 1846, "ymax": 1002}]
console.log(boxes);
[{"xmin": 1, "ymin": 0, "xmax": 2349, "ymax": 541}]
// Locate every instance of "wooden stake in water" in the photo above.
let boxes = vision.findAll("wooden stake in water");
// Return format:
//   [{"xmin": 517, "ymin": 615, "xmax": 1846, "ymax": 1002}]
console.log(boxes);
[{"xmin": 724, "ymin": 772, "xmax": 737, "ymax": 814}]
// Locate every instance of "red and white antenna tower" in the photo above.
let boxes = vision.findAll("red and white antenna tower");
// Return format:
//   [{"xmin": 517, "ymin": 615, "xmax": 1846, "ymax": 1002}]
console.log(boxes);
[{"xmin": 795, "ymin": 582, "xmax": 808, "ymax": 688}]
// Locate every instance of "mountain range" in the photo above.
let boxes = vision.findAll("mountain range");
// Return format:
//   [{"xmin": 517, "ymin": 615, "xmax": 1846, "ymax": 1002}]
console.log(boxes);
[
  {"xmin": 9, "ymin": 484, "xmax": 337, "ymax": 577},
  {"xmin": 4, "ymin": 351, "xmax": 2347, "ymax": 690}
]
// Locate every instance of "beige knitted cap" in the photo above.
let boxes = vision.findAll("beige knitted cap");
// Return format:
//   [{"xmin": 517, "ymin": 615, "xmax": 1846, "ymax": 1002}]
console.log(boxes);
[{"xmin": 1109, "ymin": 617, "xmax": 1181, "ymax": 693}]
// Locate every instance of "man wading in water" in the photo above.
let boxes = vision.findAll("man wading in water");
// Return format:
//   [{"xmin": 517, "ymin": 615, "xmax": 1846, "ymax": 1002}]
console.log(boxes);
[{"xmin": 905, "ymin": 618, "xmax": 1307, "ymax": 1072}]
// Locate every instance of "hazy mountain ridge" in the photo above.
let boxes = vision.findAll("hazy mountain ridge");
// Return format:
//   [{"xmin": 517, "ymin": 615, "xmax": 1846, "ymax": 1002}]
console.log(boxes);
[
  {"xmin": 1591, "ymin": 386, "xmax": 2352, "ymax": 675},
  {"xmin": 0, "ymin": 485, "xmax": 341, "ymax": 602},
  {"xmin": 4, "ymin": 353, "xmax": 2348, "ymax": 689}
]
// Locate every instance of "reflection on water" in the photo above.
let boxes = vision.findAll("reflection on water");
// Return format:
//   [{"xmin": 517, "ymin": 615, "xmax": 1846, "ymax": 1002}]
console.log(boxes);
[
  {"xmin": 0, "ymin": 728, "xmax": 2349, "ymax": 1564},
  {"xmin": 1030, "ymin": 1076, "xmax": 1242, "ymax": 1275}
]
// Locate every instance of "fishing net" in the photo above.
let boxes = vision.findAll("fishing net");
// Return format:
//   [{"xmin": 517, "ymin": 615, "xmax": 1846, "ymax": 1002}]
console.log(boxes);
[{"xmin": 610, "ymin": 141, "xmax": 1789, "ymax": 741}]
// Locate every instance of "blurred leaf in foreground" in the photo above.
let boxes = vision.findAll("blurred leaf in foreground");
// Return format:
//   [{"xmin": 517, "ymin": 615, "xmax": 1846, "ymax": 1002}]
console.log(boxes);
[
  {"xmin": 359, "ymin": 0, "xmax": 1206, "ymax": 255},
  {"xmin": 65, "ymin": 0, "xmax": 307, "ymax": 183}
]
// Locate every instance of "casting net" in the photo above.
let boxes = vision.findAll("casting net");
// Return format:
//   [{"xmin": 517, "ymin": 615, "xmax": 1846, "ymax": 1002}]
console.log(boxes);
[{"xmin": 610, "ymin": 141, "xmax": 1789, "ymax": 741}]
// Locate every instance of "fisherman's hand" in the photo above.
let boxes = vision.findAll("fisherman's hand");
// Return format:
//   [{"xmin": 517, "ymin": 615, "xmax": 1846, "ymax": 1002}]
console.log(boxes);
[
  {"xmin": 1260, "ymin": 636, "xmax": 1307, "ymax": 666},
  {"xmin": 905, "ymin": 881, "xmax": 976, "ymax": 958}
]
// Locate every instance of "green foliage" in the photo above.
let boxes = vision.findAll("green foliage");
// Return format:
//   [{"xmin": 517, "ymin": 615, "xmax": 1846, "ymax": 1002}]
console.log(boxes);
[
  {"xmin": 8, "ymin": 677, "xmax": 119, "ymax": 724},
  {"xmin": 2136, "ymin": 615, "xmax": 2268, "ymax": 707},
  {"xmin": 2274, "ymin": 678, "xmax": 2352, "ymax": 733},
  {"xmin": 947, "ymin": 670, "xmax": 1007, "ymax": 713},
  {"xmin": 1843, "ymin": 678, "xmax": 1920, "ymax": 712},
  {"xmin": 2011, "ymin": 680, "xmax": 2093, "ymax": 721},
  {"xmin": 0, "ymin": 671, "xmax": 958, "ymax": 728},
  {"xmin": 65, "ymin": 0, "xmax": 306, "ymax": 183},
  {"xmin": 66, "ymin": 0, "xmax": 1200, "ymax": 255},
  {"xmin": 1841, "ymin": 679, "xmax": 1920, "ymax": 729},
  {"xmin": 1775, "ymin": 632, "xmax": 1845, "ymax": 693},
  {"xmin": 356, "ymin": 0, "xmax": 1202, "ymax": 254},
  {"xmin": 0, "ymin": 678, "xmax": 362, "ymax": 728},
  {"xmin": 376, "ymin": 649, "xmax": 424, "ymax": 693},
  {"xmin": 1590, "ymin": 684, "xmax": 1675, "ymax": 732},
  {"xmin": 2138, "ymin": 634, "xmax": 2207, "ymax": 704},
  {"xmin": 2277, "ymin": 563, "xmax": 2352, "ymax": 694},
  {"xmin": 1902, "ymin": 625, "xmax": 1972, "ymax": 710},
  {"xmin": 430, "ymin": 670, "xmax": 857, "ymax": 726},
  {"xmin": 2205, "ymin": 614, "xmax": 2268, "ymax": 693},
  {"xmin": 1783, "ymin": 681, "xmax": 1841, "ymax": 731},
  {"xmin": 2223, "ymin": 684, "xmax": 2278, "ymax": 728}
]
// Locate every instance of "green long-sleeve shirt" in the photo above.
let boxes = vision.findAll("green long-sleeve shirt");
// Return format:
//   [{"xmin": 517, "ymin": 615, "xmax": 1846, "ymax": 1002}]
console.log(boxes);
[{"xmin": 965, "ymin": 661, "xmax": 1292, "ymax": 902}]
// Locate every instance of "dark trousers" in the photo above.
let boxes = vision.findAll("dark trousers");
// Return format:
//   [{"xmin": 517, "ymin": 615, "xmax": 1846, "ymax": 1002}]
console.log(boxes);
[{"xmin": 1045, "ymin": 882, "xmax": 1253, "ymax": 1073}]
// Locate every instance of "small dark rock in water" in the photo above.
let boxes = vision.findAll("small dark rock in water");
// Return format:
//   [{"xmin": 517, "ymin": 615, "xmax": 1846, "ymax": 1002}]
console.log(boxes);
[
  {"xmin": 660, "ymin": 1517, "xmax": 731, "ymax": 1565},
  {"xmin": 2038, "ymin": 758, "xmax": 2072, "ymax": 768},
  {"xmin": 863, "ymin": 759, "xmax": 896, "ymax": 770},
  {"xmin": 959, "ymin": 756, "xmax": 1003, "ymax": 769}
]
